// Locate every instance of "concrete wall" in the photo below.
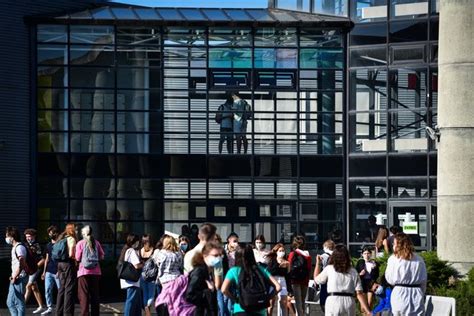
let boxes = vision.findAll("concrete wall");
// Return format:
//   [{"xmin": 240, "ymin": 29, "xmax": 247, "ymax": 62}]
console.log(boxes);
[{"xmin": 437, "ymin": 0, "xmax": 474, "ymax": 273}]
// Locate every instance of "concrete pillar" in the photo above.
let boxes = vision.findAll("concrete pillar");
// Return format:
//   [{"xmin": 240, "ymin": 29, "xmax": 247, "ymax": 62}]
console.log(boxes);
[{"xmin": 437, "ymin": 0, "xmax": 474, "ymax": 274}]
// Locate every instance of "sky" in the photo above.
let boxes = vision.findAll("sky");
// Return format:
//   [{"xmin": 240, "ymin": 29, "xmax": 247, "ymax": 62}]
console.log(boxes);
[{"xmin": 111, "ymin": 0, "xmax": 268, "ymax": 8}]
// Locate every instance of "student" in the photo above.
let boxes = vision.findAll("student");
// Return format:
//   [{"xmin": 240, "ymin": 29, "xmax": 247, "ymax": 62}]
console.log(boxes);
[
  {"xmin": 231, "ymin": 92, "xmax": 251, "ymax": 154},
  {"xmin": 374, "ymin": 227, "xmax": 390, "ymax": 258},
  {"xmin": 385, "ymin": 233, "xmax": 427, "ymax": 316},
  {"xmin": 370, "ymin": 279, "xmax": 392, "ymax": 316},
  {"xmin": 288, "ymin": 235, "xmax": 311, "ymax": 316},
  {"xmin": 216, "ymin": 94, "xmax": 235, "ymax": 154},
  {"xmin": 178, "ymin": 235, "xmax": 190, "ymax": 256},
  {"xmin": 253, "ymin": 235, "xmax": 270, "ymax": 267},
  {"xmin": 222, "ymin": 244, "xmax": 281, "ymax": 316},
  {"xmin": 153, "ymin": 236, "xmax": 183, "ymax": 286},
  {"xmin": 56, "ymin": 223, "xmax": 78, "ymax": 316},
  {"xmin": 267, "ymin": 243, "xmax": 291, "ymax": 316},
  {"xmin": 119, "ymin": 234, "xmax": 144, "ymax": 316},
  {"xmin": 41, "ymin": 225, "xmax": 60, "ymax": 315},
  {"xmin": 5, "ymin": 226, "xmax": 28, "ymax": 316},
  {"xmin": 184, "ymin": 223, "xmax": 217, "ymax": 273},
  {"xmin": 185, "ymin": 241, "xmax": 224, "ymax": 316},
  {"xmin": 140, "ymin": 234, "xmax": 155, "ymax": 316},
  {"xmin": 355, "ymin": 246, "xmax": 379, "ymax": 308},
  {"xmin": 75, "ymin": 225, "xmax": 105, "ymax": 316},
  {"xmin": 23, "ymin": 228, "xmax": 46, "ymax": 314},
  {"xmin": 221, "ymin": 232, "xmax": 239, "ymax": 316},
  {"xmin": 314, "ymin": 244, "xmax": 371, "ymax": 316},
  {"xmin": 314, "ymin": 240, "xmax": 335, "ymax": 313}
]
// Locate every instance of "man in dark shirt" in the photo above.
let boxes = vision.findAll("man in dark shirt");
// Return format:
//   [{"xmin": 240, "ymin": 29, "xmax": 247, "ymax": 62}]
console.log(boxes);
[{"xmin": 24, "ymin": 228, "xmax": 46, "ymax": 314}]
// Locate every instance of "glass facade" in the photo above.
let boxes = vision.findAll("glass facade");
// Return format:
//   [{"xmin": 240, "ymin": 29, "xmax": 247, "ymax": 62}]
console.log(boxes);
[
  {"xmin": 33, "ymin": 2, "xmax": 439, "ymax": 257},
  {"xmin": 36, "ymin": 24, "xmax": 346, "ymax": 256},
  {"xmin": 347, "ymin": 0, "xmax": 438, "ymax": 254}
]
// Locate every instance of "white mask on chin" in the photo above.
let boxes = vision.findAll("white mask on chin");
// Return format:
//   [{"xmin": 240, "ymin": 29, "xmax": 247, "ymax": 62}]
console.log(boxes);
[{"xmin": 323, "ymin": 247, "xmax": 333, "ymax": 255}]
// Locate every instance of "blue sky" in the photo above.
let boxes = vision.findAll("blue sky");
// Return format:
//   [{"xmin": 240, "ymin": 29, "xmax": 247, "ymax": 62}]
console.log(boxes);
[{"xmin": 112, "ymin": 0, "xmax": 268, "ymax": 8}]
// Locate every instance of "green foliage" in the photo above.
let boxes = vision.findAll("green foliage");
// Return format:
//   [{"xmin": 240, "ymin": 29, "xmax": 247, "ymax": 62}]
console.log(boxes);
[
  {"xmin": 433, "ymin": 267, "xmax": 474, "ymax": 315},
  {"xmin": 419, "ymin": 251, "xmax": 458, "ymax": 292}
]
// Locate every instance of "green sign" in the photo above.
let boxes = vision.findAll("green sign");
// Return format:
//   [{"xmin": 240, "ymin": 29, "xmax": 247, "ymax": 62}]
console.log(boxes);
[{"xmin": 403, "ymin": 222, "xmax": 418, "ymax": 234}]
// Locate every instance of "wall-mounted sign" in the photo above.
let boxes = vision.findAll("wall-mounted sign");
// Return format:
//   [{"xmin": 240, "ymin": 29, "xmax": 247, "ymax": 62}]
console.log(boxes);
[{"xmin": 403, "ymin": 221, "xmax": 418, "ymax": 234}]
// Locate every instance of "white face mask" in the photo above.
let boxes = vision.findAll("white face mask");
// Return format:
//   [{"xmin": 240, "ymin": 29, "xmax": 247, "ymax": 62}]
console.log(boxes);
[
  {"xmin": 5, "ymin": 237, "xmax": 12, "ymax": 245},
  {"xmin": 323, "ymin": 247, "xmax": 333, "ymax": 255},
  {"xmin": 277, "ymin": 251, "xmax": 285, "ymax": 258},
  {"xmin": 375, "ymin": 285, "xmax": 384, "ymax": 296}
]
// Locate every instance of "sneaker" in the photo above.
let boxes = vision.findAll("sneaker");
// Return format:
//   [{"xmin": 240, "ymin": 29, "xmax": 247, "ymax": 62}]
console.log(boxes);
[
  {"xmin": 41, "ymin": 307, "xmax": 53, "ymax": 315},
  {"xmin": 33, "ymin": 307, "xmax": 45, "ymax": 314}
]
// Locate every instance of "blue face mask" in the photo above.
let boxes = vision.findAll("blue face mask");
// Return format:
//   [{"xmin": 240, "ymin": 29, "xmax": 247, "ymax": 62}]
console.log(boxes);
[
  {"xmin": 375, "ymin": 285, "xmax": 384, "ymax": 296},
  {"xmin": 180, "ymin": 244, "xmax": 188, "ymax": 252},
  {"xmin": 207, "ymin": 256, "xmax": 222, "ymax": 268},
  {"xmin": 5, "ymin": 237, "xmax": 12, "ymax": 245}
]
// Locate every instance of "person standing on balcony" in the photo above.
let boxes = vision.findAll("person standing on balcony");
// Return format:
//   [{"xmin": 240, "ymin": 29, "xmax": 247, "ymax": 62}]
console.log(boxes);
[
  {"xmin": 216, "ymin": 94, "xmax": 235, "ymax": 154},
  {"xmin": 231, "ymin": 92, "xmax": 252, "ymax": 154}
]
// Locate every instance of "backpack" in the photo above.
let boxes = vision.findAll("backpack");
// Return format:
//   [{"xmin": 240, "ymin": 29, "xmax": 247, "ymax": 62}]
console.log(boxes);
[
  {"xmin": 81, "ymin": 242, "xmax": 99, "ymax": 269},
  {"xmin": 289, "ymin": 251, "xmax": 309, "ymax": 282},
  {"xmin": 51, "ymin": 238, "xmax": 69, "ymax": 261},
  {"xmin": 215, "ymin": 104, "xmax": 223, "ymax": 124},
  {"xmin": 16, "ymin": 243, "xmax": 38, "ymax": 275},
  {"xmin": 243, "ymin": 101, "xmax": 252, "ymax": 120},
  {"xmin": 238, "ymin": 266, "xmax": 273, "ymax": 312},
  {"xmin": 142, "ymin": 258, "xmax": 158, "ymax": 282}
]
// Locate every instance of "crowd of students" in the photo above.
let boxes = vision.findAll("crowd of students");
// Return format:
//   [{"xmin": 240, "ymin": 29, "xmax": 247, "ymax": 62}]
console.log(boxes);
[{"xmin": 5, "ymin": 222, "xmax": 428, "ymax": 316}]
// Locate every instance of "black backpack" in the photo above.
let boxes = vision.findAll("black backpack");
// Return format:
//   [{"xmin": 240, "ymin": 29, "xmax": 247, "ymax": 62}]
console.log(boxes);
[
  {"xmin": 289, "ymin": 251, "xmax": 309, "ymax": 282},
  {"xmin": 238, "ymin": 266, "xmax": 273, "ymax": 312}
]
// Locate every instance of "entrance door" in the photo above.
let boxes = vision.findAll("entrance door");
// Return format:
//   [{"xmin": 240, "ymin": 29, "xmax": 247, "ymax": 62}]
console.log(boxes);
[{"xmin": 389, "ymin": 202, "xmax": 436, "ymax": 251}]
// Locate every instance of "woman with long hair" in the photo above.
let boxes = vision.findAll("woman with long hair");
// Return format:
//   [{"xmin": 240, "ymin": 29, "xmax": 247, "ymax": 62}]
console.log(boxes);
[
  {"xmin": 153, "ymin": 235, "xmax": 183, "ymax": 286},
  {"xmin": 374, "ymin": 227, "xmax": 390, "ymax": 257},
  {"xmin": 140, "ymin": 234, "xmax": 155, "ymax": 316},
  {"xmin": 178, "ymin": 235, "xmax": 191, "ymax": 255},
  {"xmin": 75, "ymin": 225, "xmax": 105, "ymax": 316},
  {"xmin": 314, "ymin": 244, "xmax": 371, "ymax": 315},
  {"xmin": 185, "ymin": 241, "xmax": 224, "ymax": 316},
  {"xmin": 288, "ymin": 235, "xmax": 311, "ymax": 316},
  {"xmin": 120, "ymin": 233, "xmax": 144, "ymax": 316},
  {"xmin": 253, "ymin": 235, "xmax": 270, "ymax": 267},
  {"xmin": 222, "ymin": 244, "xmax": 281, "ymax": 316},
  {"xmin": 56, "ymin": 223, "xmax": 78, "ymax": 315},
  {"xmin": 385, "ymin": 233, "xmax": 427, "ymax": 315},
  {"xmin": 267, "ymin": 243, "xmax": 291, "ymax": 316}
]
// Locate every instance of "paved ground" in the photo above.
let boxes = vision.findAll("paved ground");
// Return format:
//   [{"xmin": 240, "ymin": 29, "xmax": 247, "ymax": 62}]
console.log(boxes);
[{"xmin": 0, "ymin": 302, "xmax": 325, "ymax": 315}]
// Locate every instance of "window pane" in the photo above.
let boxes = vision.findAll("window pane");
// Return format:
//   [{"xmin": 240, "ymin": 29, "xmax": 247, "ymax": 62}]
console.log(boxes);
[
  {"xmin": 254, "ymin": 28, "xmax": 297, "ymax": 47},
  {"xmin": 70, "ymin": 25, "xmax": 114, "ymax": 44},
  {"xmin": 254, "ymin": 48, "xmax": 297, "ymax": 68},
  {"xmin": 350, "ymin": 46, "xmax": 387, "ymax": 67},
  {"xmin": 37, "ymin": 25, "xmax": 67, "ymax": 43},
  {"xmin": 300, "ymin": 48, "xmax": 343, "ymax": 69},
  {"xmin": 349, "ymin": 201, "xmax": 387, "ymax": 242},
  {"xmin": 208, "ymin": 28, "xmax": 252, "ymax": 47},
  {"xmin": 209, "ymin": 48, "xmax": 252, "ymax": 68},
  {"xmin": 300, "ymin": 29, "xmax": 343, "ymax": 47}
]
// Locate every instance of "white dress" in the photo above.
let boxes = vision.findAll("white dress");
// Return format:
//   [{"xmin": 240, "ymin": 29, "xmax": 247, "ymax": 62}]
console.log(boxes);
[
  {"xmin": 385, "ymin": 254, "xmax": 427, "ymax": 316},
  {"xmin": 315, "ymin": 265, "xmax": 363, "ymax": 316}
]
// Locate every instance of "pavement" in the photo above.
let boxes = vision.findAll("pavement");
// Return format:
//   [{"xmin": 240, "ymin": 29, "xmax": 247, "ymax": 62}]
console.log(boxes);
[{"xmin": 0, "ymin": 302, "xmax": 325, "ymax": 315}]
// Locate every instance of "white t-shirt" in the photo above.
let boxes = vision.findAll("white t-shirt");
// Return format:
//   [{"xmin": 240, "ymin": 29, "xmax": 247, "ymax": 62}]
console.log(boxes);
[
  {"xmin": 11, "ymin": 243, "xmax": 27, "ymax": 278},
  {"xmin": 120, "ymin": 248, "xmax": 141, "ymax": 289},
  {"xmin": 184, "ymin": 243, "xmax": 204, "ymax": 273}
]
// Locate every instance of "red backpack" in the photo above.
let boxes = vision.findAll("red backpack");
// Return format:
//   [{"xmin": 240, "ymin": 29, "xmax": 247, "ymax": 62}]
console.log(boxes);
[{"xmin": 15, "ymin": 243, "xmax": 39, "ymax": 275}]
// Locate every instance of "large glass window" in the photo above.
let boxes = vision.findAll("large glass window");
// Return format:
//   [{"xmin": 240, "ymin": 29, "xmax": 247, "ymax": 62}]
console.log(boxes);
[{"xmin": 36, "ymin": 24, "xmax": 346, "ymax": 250}]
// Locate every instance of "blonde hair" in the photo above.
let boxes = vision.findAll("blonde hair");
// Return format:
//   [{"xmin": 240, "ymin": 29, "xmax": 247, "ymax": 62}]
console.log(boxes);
[
  {"xmin": 162, "ymin": 236, "xmax": 179, "ymax": 252},
  {"xmin": 394, "ymin": 233, "xmax": 415, "ymax": 260},
  {"xmin": 323, "ymin": 240, "xmax": 335, "ymax": 250}
]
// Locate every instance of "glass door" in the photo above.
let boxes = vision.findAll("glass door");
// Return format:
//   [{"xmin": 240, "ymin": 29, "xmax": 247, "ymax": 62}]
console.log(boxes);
[{"xmin": 389, "ymin": 202, "xmax": 435, "ymax": 250}]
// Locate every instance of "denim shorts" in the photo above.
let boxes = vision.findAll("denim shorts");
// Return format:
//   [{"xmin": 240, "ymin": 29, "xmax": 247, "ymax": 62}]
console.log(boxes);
[{"xmin": 28, "ymin": 270, "xmax": 40, "ymax": 284}]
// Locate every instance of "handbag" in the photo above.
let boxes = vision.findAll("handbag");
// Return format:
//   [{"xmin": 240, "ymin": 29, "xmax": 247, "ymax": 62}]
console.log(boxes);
[{"xmin": 117, "ymin": 249, "xmax": 140, "ymax": 282}]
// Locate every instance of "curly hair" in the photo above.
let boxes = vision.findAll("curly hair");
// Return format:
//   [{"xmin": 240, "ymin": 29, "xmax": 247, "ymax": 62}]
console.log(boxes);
[
  {"xmin": 394, "ymin": 233, "xmax": 414, "ymax": 260},
  {"xmin": 329, "ymin": 244, "xmax": 352, "ymax": 273}
]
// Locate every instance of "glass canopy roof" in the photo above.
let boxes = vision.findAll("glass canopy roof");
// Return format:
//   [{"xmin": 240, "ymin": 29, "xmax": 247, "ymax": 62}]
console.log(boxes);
[{"xmin": 29, "ymin": 6, "xmax": 352, "ymax": 28}]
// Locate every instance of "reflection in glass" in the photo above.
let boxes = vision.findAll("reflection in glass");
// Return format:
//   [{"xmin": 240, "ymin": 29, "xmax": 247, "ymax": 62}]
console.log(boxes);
[
  {"xmin": 209, "ymin": 48, "xmax": 252, "ymax": 68},
  {"xmin": 300, "ymin": 48, "xmax": 343, "ymax": 69}
]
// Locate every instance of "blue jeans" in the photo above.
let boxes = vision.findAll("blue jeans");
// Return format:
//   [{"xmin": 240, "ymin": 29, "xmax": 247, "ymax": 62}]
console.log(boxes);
[
  {"xmin": 223, "ymin": 294, "xmax": 234, "ymax": 316},
  {"xmin": 124, "ymin": 286, "xmax": 142, "ymax": 316},
  {"xmin": 44, "ymin": 272, "xmax": 60, "ymax": 308},
  {"xmin": 140, "ymin": 277, "xmax": 156, "ymax": 307},
  {"xmin": 7, "ymin": 275, "xmax": 27, "ymax": 316}
]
